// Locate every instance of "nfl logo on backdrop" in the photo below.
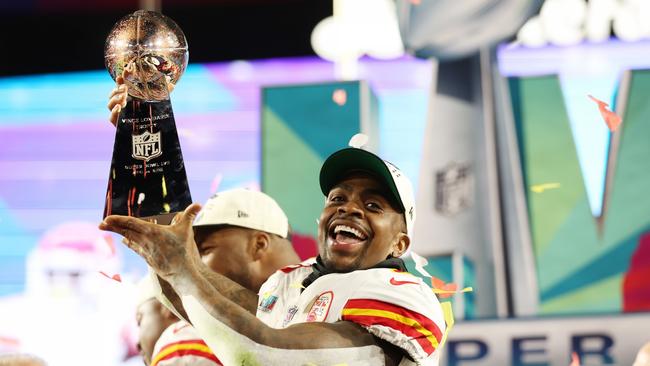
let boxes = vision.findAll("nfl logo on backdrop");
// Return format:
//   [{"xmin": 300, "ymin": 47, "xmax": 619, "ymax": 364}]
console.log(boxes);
[
  {"xmin": 132, "ymin": 131, "xmax": 162, "ymax": 161},
  {"xmin": 435, "ymin": 162, "xmax": 473, "ymax": 216},
  {"xmin": 306, "ymin": 291, "xmax": 333, "ymax": 322}
]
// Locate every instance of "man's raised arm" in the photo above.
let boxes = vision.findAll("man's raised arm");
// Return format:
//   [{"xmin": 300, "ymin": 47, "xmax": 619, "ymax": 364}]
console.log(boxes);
[
  {"xmin": 155, "ymin": 263, "xmax": 259, "ymax": 320},
  {"xmin": 100, "ymin": 204, "xmax": 401, "ymax": 365}
]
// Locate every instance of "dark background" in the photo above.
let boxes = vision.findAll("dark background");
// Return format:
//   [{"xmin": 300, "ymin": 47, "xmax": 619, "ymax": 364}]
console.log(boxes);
[{"xmin": 0, "ymin": 0, "xmax": 332, "ymax": 76}]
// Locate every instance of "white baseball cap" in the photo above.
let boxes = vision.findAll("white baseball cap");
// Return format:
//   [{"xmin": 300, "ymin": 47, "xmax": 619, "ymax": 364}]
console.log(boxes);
[
  {"xmin": 135, "ymin": 275, "xmax": 158, "ymax": 307},
  {"xmin": 319, "ymin": 147, "xmax": 416, "ymax": 237},
  {"xmin": 193, "ymin": 188, "xmax": 289, "ymax": 238}
]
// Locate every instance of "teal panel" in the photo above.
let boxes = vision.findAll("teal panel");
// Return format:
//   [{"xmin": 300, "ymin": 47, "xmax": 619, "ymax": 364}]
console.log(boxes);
[
  {"xmin": 262, "ymin": 82, "xmax": 362, "ymax": 160},
  {"xmin": 261, "ymin": 81, "xmax": 379, "ymax": 238},
  {"xmin": 509, "ymin": 70, "xmax": 650, "ymax": 314}
]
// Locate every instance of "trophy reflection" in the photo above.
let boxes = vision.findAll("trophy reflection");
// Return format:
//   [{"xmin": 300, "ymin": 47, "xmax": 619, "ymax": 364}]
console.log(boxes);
[{"xmin": 103, "ymin": 10, "xmax": 192, "ymax": 224}]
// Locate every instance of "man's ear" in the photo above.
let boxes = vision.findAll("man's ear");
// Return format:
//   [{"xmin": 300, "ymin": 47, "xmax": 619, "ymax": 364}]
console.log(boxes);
[
  {"xmin": 159, "ymin": 302, "xmax": 178, "ymax": 323},
  {"xmin": 392, "ymin": 233, "xmax": 410, "ymax": 258},
  {"xmin": 251, "ymin": 231, "xmax": 271, "ymax": 261}
]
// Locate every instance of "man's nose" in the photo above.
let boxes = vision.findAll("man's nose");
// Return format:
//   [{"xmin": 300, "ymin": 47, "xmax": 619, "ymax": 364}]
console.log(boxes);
[{"xmin": 337, "ymin": 200, "xmax": 364, "ymax": 217}]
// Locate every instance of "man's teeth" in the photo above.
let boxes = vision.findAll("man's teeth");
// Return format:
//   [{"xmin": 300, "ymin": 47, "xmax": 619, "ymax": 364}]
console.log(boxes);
[{"xmin": 333, "ymin": 225, "xmax": 366, "ymax": 239}]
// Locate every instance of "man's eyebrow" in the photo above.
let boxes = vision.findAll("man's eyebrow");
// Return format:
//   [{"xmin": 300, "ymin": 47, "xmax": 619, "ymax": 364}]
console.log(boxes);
[
  {"xmin": 364, "ymin": 188, "xmax": 391, "ymax": 201},
  {"xmin": 331, "ymin": 182, "xmax": 352, "ymax": 192},
  {"xmin": 363, "ymin": 188, "xmax": 390, "ymax": 198}
]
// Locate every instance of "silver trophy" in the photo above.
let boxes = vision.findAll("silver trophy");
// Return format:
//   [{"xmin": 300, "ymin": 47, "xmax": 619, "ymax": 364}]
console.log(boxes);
[{"xmin": 103, "ymin": 10, "xmax": 192, "ymax": 224}]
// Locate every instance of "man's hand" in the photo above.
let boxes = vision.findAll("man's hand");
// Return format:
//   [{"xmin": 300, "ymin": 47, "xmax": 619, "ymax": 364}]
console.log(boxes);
[
  {"xmin": 107, "ymin": 75, "xmax": 128, "ymax": 127},
  {"xmin": 99, "ymin": 203, "xmax": 203, "ymax": 280},
  {"xmin": 107, "ymin": 71, "xmax": 176, "ymax": 127}
]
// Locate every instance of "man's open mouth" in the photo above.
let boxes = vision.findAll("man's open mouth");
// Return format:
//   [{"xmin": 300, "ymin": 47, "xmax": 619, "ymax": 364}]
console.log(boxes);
[{"xmin": 328, "ymin": 223, "xmax": 369, "ymax": 246}]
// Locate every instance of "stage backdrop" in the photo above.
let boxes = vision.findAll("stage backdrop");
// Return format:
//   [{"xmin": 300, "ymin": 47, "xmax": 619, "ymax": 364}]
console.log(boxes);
[
  {"xmin": 0, "ymin": 56, "xmax": 432, "ymax": 296},
  {"xmin": 498, "ymin": 40, "xmax": 650, "ymax": 316},
  {"xmin": 0, "ymin": 56, "xmax": 432, "ymax": 364}
]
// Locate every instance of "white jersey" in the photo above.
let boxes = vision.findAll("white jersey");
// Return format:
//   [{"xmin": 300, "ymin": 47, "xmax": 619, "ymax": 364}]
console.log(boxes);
[
  {"xmin": 151, "ymin": 321, "xmax": 223, "ymax": 366},
  {"xmin": 256, "ymin": 260, "xmax": 446, "ymax": 366}
]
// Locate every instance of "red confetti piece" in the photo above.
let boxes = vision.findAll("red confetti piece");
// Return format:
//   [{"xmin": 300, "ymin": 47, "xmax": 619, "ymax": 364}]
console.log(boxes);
[
  {"xmin": 99, "ymin": 271, "xmax": 122, "ymax": 283},
  {"xmin": 570, "ymin": 351, "xmax": 580, "ymax": 366},
  {"xmin": 332, "ymin": 89, "xmax": 347, "ymax": 106},
  {"xmin": 0, "ymin": 335, "xmax": 20, "ymax": 347},
  {"xmin": 588, "ymin": 95, "xmax": 622, "ymax": 132},
  {"xmin": 431, "ymin": 276, "xmax": 458, "ymax": 299}
]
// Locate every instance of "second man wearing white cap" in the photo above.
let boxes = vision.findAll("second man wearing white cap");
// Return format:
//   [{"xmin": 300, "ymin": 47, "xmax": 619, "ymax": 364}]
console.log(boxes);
[{"xmin": 140, "ymin": 189, "xmax": 301, "ymax": 366}]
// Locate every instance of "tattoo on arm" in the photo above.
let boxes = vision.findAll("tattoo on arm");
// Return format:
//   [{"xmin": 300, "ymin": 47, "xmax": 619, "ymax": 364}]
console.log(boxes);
[
  {"xmin": 159, "ymin": 263, "xmax": 259, "ymax": 319},
  {"xmin": 197, "ymin": 265, "xmax": 259, "ymax": 314}
]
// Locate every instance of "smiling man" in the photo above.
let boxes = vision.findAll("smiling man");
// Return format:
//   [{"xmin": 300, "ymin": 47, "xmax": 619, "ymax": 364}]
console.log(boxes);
[{"xmin": 100, "ymin": 147, "xmax": 446, "ymax": 366}]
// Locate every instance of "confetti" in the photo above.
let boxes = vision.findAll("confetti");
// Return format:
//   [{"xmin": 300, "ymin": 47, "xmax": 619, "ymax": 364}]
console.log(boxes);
[
  {"xmin": 289, "ymin": 282, "xmax": 306, "ymax": 289},
  {"xmin": 409, "ymin": 0, "xmax": 421, "ymax": 4},
  {"xmin": 332, "ymin": 89, "xmax": 347, "ymax": 106},
  {"xmin": 439, "ymin": 302, "xmax": 455, "ymax": 349},
  {"xmin": 410, "ymin": 252, "xmax": 433, "ymax": 278},
  {"xmin": 530, "ymin": 182, "xmax": 561, "ymax": 193},
  {"xmin": 162, "ymin": 175, "xmax": 168, "ymax": 198},
  {"xmin": 348, "ymin": 133, "xmax": 369, "ymax": 149},
  {"xmin": 570, "ymin": 351, "xmax": 581, "ymax": 366},
  {"xmin": 588, "ymin": 95, "xmax": 622, "ymax": 132},
  {"xmin": 0, "ymin": 335, "xmax": 20, "ymax": 347},
  {"xmin": 432, "ymin": 286, "xmax": 474, "ymax": 298},
  {"xmin": 431, "ymin": 276, "xmax": 473, "ymax": 299},
  {"xmin": 410, "ymin": 252, "xmax": 472, "ymax": 298},
  {"xmin": 99, "ymin": 271, "xmax": 122, "ymax": 283}
]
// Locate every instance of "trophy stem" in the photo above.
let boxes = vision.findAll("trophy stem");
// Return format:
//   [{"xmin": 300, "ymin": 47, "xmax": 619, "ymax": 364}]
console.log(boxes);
[{"xmin": 103, "ymin": 97, "xmax": 192, "ymax": 222}]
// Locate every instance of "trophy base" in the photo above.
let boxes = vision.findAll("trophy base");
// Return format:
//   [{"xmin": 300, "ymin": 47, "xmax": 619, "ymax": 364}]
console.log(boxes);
[{"xmin": 103, "ymin": 98, "xmax": 192, "ymax": 220}]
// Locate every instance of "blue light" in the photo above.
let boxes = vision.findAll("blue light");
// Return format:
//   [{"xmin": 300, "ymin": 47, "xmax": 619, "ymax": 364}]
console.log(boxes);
[{"xmin": 0, "ymin": 65, "xmax": 235, "ymax": 127}]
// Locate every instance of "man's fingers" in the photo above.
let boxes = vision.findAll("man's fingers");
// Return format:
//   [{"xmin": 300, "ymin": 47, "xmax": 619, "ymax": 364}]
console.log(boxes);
[
  {"xmin": 109, "ymin": 105, "xmax": 120, "ymax": 127},
  {"xmin": 111, "ymin": 104, "xmax": 121, "ymax": 114},
  {"xmin": 170, "ymin": 212, "xmax": 183, "ymax": 225},
  {"xmin": 107, "ymin": 94, "xmax": 125, "ymax": 111},
  {"xmin": 109, "ymin": 87, "xmax": 120, "ymax": 100},
  {"xmin": 177, "ymin": 203, "xmax": 202, "ymax": 226},
  {"xmin": 108, "ymin": 85, "xmax": 127, "ymax": 100},
  {"xmin": 100, "ymin": 215, "xmax": 151, "ymax": 236}
]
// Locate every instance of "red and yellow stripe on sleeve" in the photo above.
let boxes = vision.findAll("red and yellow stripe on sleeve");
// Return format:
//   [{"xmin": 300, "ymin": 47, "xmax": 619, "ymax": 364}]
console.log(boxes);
[
  {"xmin": 341, "ymin": 299, "xmax": 442, "ymax": 356},
  {"xmin": 151, "ymin": 339, "xmax": 222, "ymax": 366}
]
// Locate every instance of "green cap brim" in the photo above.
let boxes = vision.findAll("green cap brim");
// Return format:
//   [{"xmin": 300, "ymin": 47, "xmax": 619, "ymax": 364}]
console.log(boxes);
[{"xmin": 319, "ymin": 148, "xmax": 405, "ymax": 212}]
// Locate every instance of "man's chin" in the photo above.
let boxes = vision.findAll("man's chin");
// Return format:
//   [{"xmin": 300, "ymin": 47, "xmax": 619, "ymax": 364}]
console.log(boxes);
[{"xmin": 323, "ymin": 254, "xmax": 361, "ymax": 272}]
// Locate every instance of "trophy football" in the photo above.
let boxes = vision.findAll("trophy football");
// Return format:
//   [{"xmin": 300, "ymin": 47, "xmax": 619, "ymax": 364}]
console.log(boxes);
[{"xmin": 103, "ymin": 10, "xmax": 192, "ymax": 224}]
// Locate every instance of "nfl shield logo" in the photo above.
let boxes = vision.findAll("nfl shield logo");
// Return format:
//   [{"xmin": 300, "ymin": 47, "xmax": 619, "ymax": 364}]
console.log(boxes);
[
  {"xmin": 435, "ymin": 162, "xmax": 473, "ymax": 216},
  {"xmin": 132, "ymin": 131, "xmax": 162, "ymax": 162}
]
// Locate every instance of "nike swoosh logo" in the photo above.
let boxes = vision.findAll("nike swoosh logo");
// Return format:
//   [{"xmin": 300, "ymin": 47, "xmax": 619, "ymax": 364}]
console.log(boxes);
[{"xmin": 390, "ymin": 277, "xmax": 419, "ymax": 286}]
